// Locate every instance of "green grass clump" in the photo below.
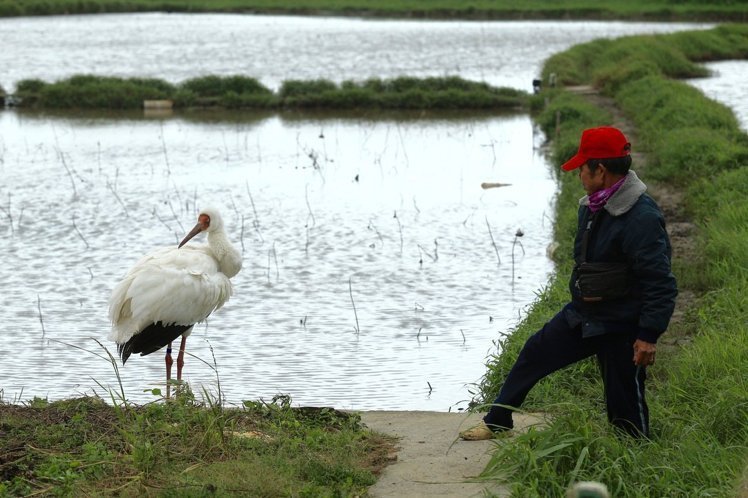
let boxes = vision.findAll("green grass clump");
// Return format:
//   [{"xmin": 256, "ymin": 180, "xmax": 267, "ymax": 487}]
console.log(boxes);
[
  {"xmin": 176, "ymin": 75, "xmax": 276, "ymax": 108},
  {"xmin": 278, "ymin": 77, "xmax": 526, "ymax": 109},
  {"xmin": 12, "ymin": 74, "xmax": 529, "ymax": 111},
  {"xmin": 16, "ymin": 75, "xmax": 176, "ymax": 109},
  {"xmin": 476, "ymin": 22, "xmax": 748, "ymax": 497},
  {"xmin": 0, "ymin": 392, "xmax": 393, "ymax": 496}
]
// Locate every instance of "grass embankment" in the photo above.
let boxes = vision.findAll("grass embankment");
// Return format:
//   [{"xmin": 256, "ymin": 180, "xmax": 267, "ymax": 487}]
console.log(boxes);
[
  {"xmin": 476, "ymin": 23, "xmax": 748, "ymax": 497},
  {"xmin": 12, "ymin": 75, "xmax": 527, "ymax": 111},
  {"xmin": 0, "ymin": 390, "xmax": 392, "ymax": 496},
  {"xmin": 0, "ymin": 0, "xmax": 747, "ymax": 21}
]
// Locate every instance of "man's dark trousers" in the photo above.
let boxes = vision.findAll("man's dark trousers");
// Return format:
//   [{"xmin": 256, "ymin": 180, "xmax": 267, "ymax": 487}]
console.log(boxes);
[{"xmin": 483, "ymin": 309, "xmax": 649, "ymax": 437}]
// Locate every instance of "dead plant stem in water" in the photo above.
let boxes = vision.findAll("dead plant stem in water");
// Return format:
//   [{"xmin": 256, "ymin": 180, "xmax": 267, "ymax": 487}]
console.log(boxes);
[
  {"xmin": 160, "ymin": 122, "xmax": 171, "ymax": 176},
  {"xmin": 57, "ymin": 148, "xmax": 78, "ymax": 200},
  {"xmin": 167, "ymin": 198, "xmax": 184, "ymax": 233},
  {"xmin": 485, "ymin": 216, "xmax": 501, "ymax": 265},
  {"xmin": 511, "ymin": 230, "xmax": 525, "ymax": 282},
  {"xmin": 349, "ymin": 277, "xmax": 360, "ymax": 334},
  {"xmin": 267, "ymin": 242, "xmax": 279, "ymax": 283},
  {"xmin": 394, "ymin": 211, "xmax": 404, "ymax": 255},
  {"xmin": 72, "ymin": 213, "xmax": 90, "ymax": 249},
  {"xmin": 108, "ymin": 181, "xmax": 130, "ymax": 217},
  {"xmin": 240, "ymin": 214, "xmax": 246, "ymax": 256},
  {"xmin": 245, "ymin": 182, "xmax": 264, "ymax": 242},
  {"xmin": 417, "ymin": 243, "xmax": 437, "ymax": 262},
  {"xmin": 368, "ymin": 219, "xmax": 384, "ymax": 247},
  {"xmin": 0, "ymin": 193, "xmax": 14, "ymax": 236},
  {"xmin": 305, "ymin": 184, "xmax": 316, "ymax": 228},
  {"xmin": 37, "ymin": 294, "xmax": 45, "ymax": 338}
]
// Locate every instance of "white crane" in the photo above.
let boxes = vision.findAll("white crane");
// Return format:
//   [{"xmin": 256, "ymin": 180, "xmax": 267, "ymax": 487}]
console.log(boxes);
[{"xmin": 108, "ymin": 207, "xmax": 242, "ymax": 395}]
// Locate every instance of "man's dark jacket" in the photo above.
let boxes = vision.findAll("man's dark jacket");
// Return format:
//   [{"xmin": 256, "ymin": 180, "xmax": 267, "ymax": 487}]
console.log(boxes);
[{"xmin": 564, "ymin": 170, "xmax": 677, "ymax": 343}]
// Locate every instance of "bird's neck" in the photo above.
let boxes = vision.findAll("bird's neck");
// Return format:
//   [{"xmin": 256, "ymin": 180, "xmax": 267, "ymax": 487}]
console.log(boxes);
[{"xmin": 208, "ymin": 229, "xmax": 242, "ymax": 278}]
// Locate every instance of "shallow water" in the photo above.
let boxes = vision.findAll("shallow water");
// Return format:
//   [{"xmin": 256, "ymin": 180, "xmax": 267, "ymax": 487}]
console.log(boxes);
[
  {"xmin": 687, "ymin": 60, "xmax": 748, "ymax": 131},
  {"xmin": 0, "ymin": 109, "xmax": 556, "ymax": 410},
  {"xmin": 0, "ymin": 13, "xmax": 709, "ymax": 93},
  {"xmin": 0, "ymin": 14, "xmax": 714, "ymax": 410}
]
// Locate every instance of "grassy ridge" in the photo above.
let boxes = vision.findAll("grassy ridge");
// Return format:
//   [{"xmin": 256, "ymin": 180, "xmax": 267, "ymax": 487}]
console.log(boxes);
[
  {"xmin": 477, "ymin": 24, "xmax": 748, "ymax": 496},
  {"xmin": 12, "ymin": 75, "xmax": 528, "ymax": 111},
  {"xmin": 0, "ymin": 391, "xmax": 391, "ymax": 496},
  {"xmin": 0, "ymin": 0, "xmax": 747, "ymax": 21}
]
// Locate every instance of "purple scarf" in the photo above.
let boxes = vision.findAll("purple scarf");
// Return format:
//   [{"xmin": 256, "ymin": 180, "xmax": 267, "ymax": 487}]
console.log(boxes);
[{"xmin": 588, "ymin": 176, "xmax": 626, "ymax": 213}]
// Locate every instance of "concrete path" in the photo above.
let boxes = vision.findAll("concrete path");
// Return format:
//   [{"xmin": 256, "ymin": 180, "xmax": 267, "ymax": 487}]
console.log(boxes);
[{"xmin": 359, "ymin": 411, "xmax": 543, "ymax": 498}]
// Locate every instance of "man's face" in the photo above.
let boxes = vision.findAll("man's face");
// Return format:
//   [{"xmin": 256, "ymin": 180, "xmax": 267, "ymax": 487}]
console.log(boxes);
[{"xmin": 578, "ymin": 163, "xmax": 605, "ymax": 195}]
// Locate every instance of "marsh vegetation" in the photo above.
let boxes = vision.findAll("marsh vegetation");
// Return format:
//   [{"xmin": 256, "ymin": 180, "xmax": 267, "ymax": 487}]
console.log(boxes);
[{"xmin": 12, "ymin": 75, "xmax": 528, "ymax": 111}]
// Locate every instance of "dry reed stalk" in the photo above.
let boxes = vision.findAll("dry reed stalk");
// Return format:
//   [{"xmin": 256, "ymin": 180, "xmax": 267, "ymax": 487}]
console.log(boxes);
[
  {"xmin": 153, "ymin": 208, "xmax": 173, "ymax": 234},
  {"xmin": 229, "ymin": 192, "xmax": 240, "ymax": 218},
  {"xmin": 349, "ymin": 277, "xmax": 360, "ymax": 334},
  {"xmin": 57, "ymin": 148, "xmax": 78, "ymax": 200},
  {"xmin": 246, "ymin": 182, "xmax": 264, "ymax": 242},
  {"xmin": 394, "ymin": 211, "xmax": 404, "ymax": 255},
  {"xmin": 305, "ymin": 184, "xmax": 316, "ymax": 228},
  {"xmin": 485, "ymin": 216, "xmax": 501, "ymax": 265},
  {"xmin": 417, "ymin": 244, "xmax": 437, "ymax": 262},
  {"xmin": 0, "ymin": 193, "xmax": 14, "ymax": 236},
  {"xmin": 37, "ymin": 294, "xmax": 46, "ymax": 338},
  {"xmin": 240, "ymin": 215, "xmax": 246, "ymax": 256},
  {"xmin": 160, "ymin": 122, "xmax": 171, "ymax": 175},
  {"xmin": 72, "ymin": 213, "xmax": 90, "ymax": 249},
  {"xmin": 511, "ymin": 229, "xmax": 525, "ymax": 282},
  {"xmin": 167, "ymin": 199, "xmax": 184, "ymax": 233},
  {"xmin": 368, "ymin": 219, "xmax": 384, "ymax": 247},
  {"xmin": 481, "ymin": 138, "xmax": 497, "ymax": 167},
  {"xmin": 108, "ymin": 181, "xmax": 129, "ymax": 217}
]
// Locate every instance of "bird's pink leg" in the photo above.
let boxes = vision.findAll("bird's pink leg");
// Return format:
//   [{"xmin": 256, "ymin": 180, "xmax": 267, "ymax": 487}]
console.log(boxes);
[
  {"xmin": 165, "ymin": 343, "xmax": 174, "ymax": 399},
  {"xmin": 177, "ymin": 335, "xmax": 187, "ymax": 381}
]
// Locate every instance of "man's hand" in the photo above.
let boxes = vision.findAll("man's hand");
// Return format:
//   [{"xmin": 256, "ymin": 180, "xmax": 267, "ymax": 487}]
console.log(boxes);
[{"xmin": 633, "ymin": 339, "xmax": 657, "ymax": 366}]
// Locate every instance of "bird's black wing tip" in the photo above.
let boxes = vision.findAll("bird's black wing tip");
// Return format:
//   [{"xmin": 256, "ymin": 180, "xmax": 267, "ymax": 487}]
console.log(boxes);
[{"xmin": 117, "ymin": 343, "xmax": 132, "ymax": 365}]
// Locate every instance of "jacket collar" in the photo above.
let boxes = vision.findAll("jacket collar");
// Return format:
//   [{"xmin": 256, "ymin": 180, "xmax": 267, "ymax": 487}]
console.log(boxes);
[{"xmin": 579, "ymin": 170, "xmax": 647, "ymax": 216}]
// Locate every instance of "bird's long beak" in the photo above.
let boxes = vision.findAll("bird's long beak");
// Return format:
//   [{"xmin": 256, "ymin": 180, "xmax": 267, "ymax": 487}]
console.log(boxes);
[{"xmin": 178, "ymin": 222, "xmax": 204, "ymax": 248}]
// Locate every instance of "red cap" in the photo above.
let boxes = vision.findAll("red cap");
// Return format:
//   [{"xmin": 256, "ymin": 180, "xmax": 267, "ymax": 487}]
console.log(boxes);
[{"xmin": 561, "ymin": 126, "xmax": 631, "ymax": 171}]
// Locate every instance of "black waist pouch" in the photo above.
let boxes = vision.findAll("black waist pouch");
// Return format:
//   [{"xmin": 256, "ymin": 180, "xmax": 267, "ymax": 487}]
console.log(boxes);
[{"xmin": 575, "ymin": 262, "xmax": 631, "ymax": 302}]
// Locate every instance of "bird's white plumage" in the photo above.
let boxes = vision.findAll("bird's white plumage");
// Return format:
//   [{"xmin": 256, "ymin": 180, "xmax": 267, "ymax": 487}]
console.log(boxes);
[
  {"xmin": 108, "ymin": 245, "xmax": 233, "ymax": 345},
  {"xmin": 108, "ymin": 207, "xmax": 241, "ymax": 350}
]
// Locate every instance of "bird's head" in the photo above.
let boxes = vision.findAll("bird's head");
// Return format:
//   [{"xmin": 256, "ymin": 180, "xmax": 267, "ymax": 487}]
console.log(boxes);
[{"xmin": 178, "ymin": 207, "xmax": 223, "ymax": 248}]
